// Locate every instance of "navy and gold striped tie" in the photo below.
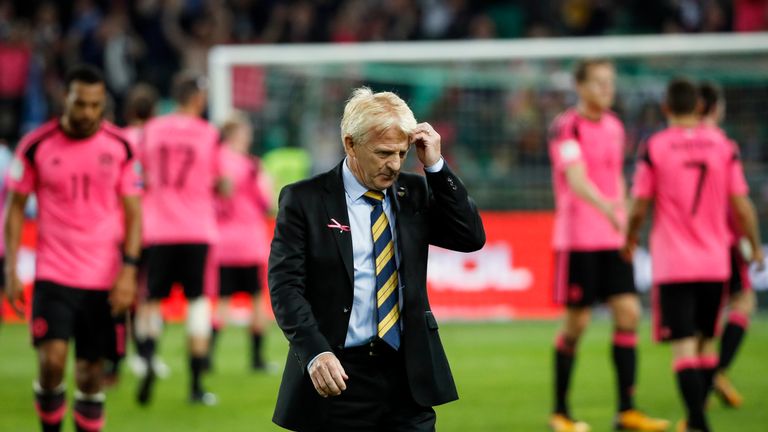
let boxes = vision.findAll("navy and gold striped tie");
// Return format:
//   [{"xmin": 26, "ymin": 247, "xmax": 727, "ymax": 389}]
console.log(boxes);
[{"xmin": 362, "ymin": 190, "xmax": 400, "ymax": 350}]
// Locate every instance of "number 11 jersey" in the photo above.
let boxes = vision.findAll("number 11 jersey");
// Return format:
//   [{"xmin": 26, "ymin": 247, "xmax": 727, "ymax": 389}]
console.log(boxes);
[
  {"xmin": 141, "ymin": 113, "xmax": 219, "ymax": 245},
  {"xmin": 631, "ymin": 125, "xmax": 749, "ymax": 284},
  {"xmin": 8, "ymin": 120, "xmax": 141, "ymax": 289}
]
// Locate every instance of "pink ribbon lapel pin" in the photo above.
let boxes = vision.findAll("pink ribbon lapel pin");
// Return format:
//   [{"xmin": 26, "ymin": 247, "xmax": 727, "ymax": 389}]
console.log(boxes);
[{"xmin": 327, "ymin": 218, "xmax": 350, "ymax": 233}]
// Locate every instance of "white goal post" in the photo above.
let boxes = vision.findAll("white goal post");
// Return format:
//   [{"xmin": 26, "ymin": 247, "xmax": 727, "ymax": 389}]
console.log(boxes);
[{"xmin": 208, "ymin": 32, "xmax": 768, "ymax": 125}]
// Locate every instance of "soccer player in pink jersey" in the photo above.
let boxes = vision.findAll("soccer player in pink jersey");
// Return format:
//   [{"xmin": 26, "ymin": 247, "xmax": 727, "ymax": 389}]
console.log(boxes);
[
  {"xmin": 121, "ymin": 84, "xmax": 171, "ymax": 378},
  {"xmin": 4, "ymin": 65, "xmax": 142, "ymax": 432},
  {"xmin": 697, "ymin": 82, "xmax": 762, "ymax": 408},
  {"xmin": 102, "ymin": 84, "xmax": 166, "ymax": 387},
  {"xmin": 624, "ymin": 78, "xmax": 763, "ymax": 432},
  {"xmin": 137, "ymin": 72, "xmax": 222, "ymax": 406},
  {"xmin": 548, "ymin": 59, "xmax": 668, "ymax": 432},
  {"xmin": 208, "ymin": 113, "xmax": 273, "ymax": 371}
]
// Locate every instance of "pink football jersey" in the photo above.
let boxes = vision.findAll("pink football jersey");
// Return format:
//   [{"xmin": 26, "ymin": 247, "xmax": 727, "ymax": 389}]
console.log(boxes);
[
  {"xmin": 8, "ymin": 120, "xmax": 141, "ymax": 289},
  {"xmin": 549, "ymin": 108, "xmax": 627, "ymax": 250},
  {"xmin": 215, "ymin": 146, "xmax": 272, "ymax": 265},
  {"xmin": 632, "ymin": 125, "xmax": 749, "ymax": 283},
  {"xmin": 141, "ymin": 113, "xmax": 219, "ymax": 245}
]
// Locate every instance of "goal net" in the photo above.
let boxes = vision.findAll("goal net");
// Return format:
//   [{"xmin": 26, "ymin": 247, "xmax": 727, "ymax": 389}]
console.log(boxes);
[{"xmin": 208, "ymin": 32, "xmax": 768, "ymax": 212}]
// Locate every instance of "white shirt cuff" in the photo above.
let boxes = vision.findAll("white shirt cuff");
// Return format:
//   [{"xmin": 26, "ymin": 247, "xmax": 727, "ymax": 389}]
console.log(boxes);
[
  {"xmin": 306, "ymin": 351, "xmax": 332, "ymax": 372},
  {"xmin": 424, "ymin": 157, "xmax": 444, "ymax": 173}
]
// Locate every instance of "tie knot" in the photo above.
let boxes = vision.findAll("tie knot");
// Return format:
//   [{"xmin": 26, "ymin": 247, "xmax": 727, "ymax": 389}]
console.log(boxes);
[{"xmin": 363, "ymin": 190, "xmax": 385, "ymax": 205}]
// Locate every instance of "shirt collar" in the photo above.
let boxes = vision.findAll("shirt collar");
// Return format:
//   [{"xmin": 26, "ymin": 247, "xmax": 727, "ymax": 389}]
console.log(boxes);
[{"xmin": 342, "ymin": 157, "xmax": 388, "ymax": 202}]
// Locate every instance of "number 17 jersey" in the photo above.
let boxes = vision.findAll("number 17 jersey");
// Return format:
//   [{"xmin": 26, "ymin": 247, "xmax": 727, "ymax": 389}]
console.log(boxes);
[
  {"xmin": 631, "ymin": 125, "xmax": 748, "ymax": 284},
  {"xmin": 141, "ymin": 113, "xmax": 219, "ymax": 245}
]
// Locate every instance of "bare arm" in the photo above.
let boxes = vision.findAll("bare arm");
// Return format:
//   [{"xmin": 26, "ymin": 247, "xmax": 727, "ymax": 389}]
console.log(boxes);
[
  {"xmin": 621, "ymin": 197, "xmax": 652, "ymax": 261},
  {"xmin": 565, "ymin": 163, "xmax": 621, "ymax": 231},
  {"xmin": 730, "ymin": 195, "xmax": 764, "ymax": 267},
  {"xmin": 122, "ymin": 195, "xmax": 142, "ymax": 260},
  {"xmin": 4, "ymin": 191, "xmax": 29, "ymax": 316},
  {"xmin": 110, "ymin": 195, "xmax": 142, "ymax": 315}
]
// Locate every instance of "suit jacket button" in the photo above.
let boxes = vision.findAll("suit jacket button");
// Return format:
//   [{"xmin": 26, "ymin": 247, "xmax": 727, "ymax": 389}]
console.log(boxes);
[{"xmin": 343, "ymin": 307, "xmax": 350, "ymax": 313}]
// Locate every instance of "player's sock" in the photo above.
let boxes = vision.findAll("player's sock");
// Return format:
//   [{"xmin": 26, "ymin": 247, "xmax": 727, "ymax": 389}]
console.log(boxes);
[
  {"xmin": 612, "ymin": 329, "xmax": 637, "ymax": 412},
  {"xmin": 206, "ymin": 325, "xmax": 220, "ymax": 371},
  {"xmin": 73, "ymin": 391, "xmax": 105, "ymax": 432},
  {"xmin": 718, "ymin": 311, "xmax": 748, "ymax": 372},
  {"xmin": 251, "ymin": 331, "xmax": 264, "ymax": 369},
  {"xmin": 674, "ymin": 358, "xmax": 709, "ymax": 432},
  {"xmin": 699, "ymin": 355, "xmax": 719, "ymax": 403},
  {"xmin": 34, "ymin": 381, "xmax": 66, "ymax": 432},
  {"xmin": 137, "ymin": 338, "xmax": 157, "ymax": 364},
  {"xmin": 190, "ymin": 355, "xmax": 207, "ymax": 395},
  {"xmin": 553, "ymin": 333, "xmax": 577, "ymax": 416}
]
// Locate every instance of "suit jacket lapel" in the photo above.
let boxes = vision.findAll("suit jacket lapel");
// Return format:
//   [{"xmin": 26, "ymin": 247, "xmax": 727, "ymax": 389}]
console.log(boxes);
[
  {"xmin": 323, "ymin": 162, "xmax": 354, "ymax": 287},
  {"xmin": 390, "ymin": 181, "xmax": 409, "ymax": 310}
]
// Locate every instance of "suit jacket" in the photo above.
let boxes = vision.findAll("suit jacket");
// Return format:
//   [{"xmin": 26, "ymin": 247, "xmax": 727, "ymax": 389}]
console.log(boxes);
[{"xmin": 268, "ymin": 160, "xmax": 485, "ymax": 430}]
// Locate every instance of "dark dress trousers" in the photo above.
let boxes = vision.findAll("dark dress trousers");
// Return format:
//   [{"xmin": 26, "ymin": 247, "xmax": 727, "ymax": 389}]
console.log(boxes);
[{"xmin": 269, "ymin": 160, "xmax": 485, "ymax": 430}]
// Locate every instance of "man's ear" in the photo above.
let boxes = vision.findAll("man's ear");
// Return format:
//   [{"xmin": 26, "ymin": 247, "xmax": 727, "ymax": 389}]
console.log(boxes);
[
  {"xmin": 660, "ymin": 102, "xmax": 670, "ymax": 117},
  {"xmin": 344, "ymin": 136, "xmax": 355, "ymax": 157}
]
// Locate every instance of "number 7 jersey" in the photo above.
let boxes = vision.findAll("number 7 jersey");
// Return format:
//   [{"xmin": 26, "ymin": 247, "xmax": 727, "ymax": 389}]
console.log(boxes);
[
  {"xmin": 141, "ymin": 113, "xmax": 220, "ymax": 245},
  {"xmin": 631, "ymin": 125, "xmax": 749, "ymax": 284}
]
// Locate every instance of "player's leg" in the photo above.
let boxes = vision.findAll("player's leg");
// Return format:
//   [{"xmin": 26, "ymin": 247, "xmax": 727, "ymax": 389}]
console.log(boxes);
[
  {"xmin": 208, "ymin": 266, "xmax": 233, "ymax": 372},
  {"xmin": 32, "ymin": 282, "xmax": 75, "ymax": 432},
  {"xmin": 608, "ymin": 293, "xmax": 640, "ymax": 412},
  {"xmin": 137, "ymin": 245, "xmax": 175, "ymax": 405},
  {"xmin": 71, "ymin": 289, "xmax": 117, "ymax": 432},
  {"xmin": 696, "ymin": 282, "xmax": 727, "ymax": 407},
  {"xmin": 602, "ymin": 251, "xmax": 642, "ymax": 415},
  {"xmin": 661, "ymin": 283, "xmax": 710, "ymax": 432},
  {"xmin": 603, "ymin": 251, "xmax": 669, "ymax": 431},
  {"xmin": 35, "ymin": 341, "xmax": 69, "ymax": 432},
  {"xmin": 551, "ymin": 307, "xmax": 592, "ymax": 432},
  {"xmin": 73, "ymin": 360, "xmax": 106, "ymax": 432},
  {"xmin": 550, "ymin": 251, "xmax": 594, "ymax": 432},
  {"xmin": 672, "ymin": 338, "xmax": 709, "ymax": 432},
  {"xmin": 250, "ymin": 290, "xmax": 268, "ymax": 370},
  {"xmin": 719, "ymin": 290, "xmax": 755, "ymax": 371},
  {"xmin": 715, "ymin": 251, "xmax": 755, "ymax": 407},
  {"xmin": 180, "ymin": 244, "xmax": 216, "ymax": 404},
  {"xmin": 245, "ymin": 266, "xmax": 268, "ymax": 370}
]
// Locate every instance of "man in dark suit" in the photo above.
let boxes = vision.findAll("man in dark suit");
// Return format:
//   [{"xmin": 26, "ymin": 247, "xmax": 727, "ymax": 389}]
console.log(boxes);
[{"xmin": 268, "ymin": 87, "xmax": 486, "ymax": 431}]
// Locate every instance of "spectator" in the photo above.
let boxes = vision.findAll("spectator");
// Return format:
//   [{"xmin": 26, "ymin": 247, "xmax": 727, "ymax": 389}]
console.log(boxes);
[
  {"xmin": 733, "ymin": 0, "xmax": 768, "ymax": 32},
  {"xmin": 0, "ymin": 20, "xmax": 31, "ymax": 142}
]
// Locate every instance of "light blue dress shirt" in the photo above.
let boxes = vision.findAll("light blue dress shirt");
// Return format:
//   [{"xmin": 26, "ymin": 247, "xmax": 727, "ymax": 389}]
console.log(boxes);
[
  {"xmin": 307, "ymin": 157, "xmax": 444, "ymax": 370},
  {"xmin": 342, "ymin": 159, "xmax": 401, "ymax": 348}
]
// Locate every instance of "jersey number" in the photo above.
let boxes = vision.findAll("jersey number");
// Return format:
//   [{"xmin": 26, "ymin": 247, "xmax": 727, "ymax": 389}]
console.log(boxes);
[
  {"xmin": 70, "ymin": 174, "xmax": 91, "ymax": 202},
  {"xmin": 684, "ymin": 161, "xmax": 708, "ymax": 215},
  {"xmin": 159, "ymin": 145, "xmax": 196, "ymax": 189}
]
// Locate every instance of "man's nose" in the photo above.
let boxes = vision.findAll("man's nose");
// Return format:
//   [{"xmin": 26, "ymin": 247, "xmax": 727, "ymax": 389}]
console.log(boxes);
[{"xmin": 386, "ymin": 156, "xmax": 401, "ymax": 172}]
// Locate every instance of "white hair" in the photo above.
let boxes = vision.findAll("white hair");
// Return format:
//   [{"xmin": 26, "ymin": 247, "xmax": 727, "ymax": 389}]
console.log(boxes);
[{"xmin": 340, "ymin": 87, "xmax": 417, "ymax": 147}]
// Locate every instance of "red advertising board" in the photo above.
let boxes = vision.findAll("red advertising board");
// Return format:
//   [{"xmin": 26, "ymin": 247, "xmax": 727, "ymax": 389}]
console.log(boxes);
[
  {"xmin": 426, "ymin": 212, "xmax": 561, "ymax": 319},
  {"xmin": 2, "ymin": 212, "xmax": 562, "ymax": 322}
]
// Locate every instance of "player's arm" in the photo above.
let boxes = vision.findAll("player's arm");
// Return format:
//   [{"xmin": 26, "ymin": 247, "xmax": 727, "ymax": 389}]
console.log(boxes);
[
  {"xmin": 730, "ymin": 195, "xmax": 764, "ymax": 268},
  {"xmin": 4, "ymin": 191, "xmax": 29, "ymax": 316},
  {"xmin": 110, "ymin": 194, "xmax": 142, "ymax": 316},
  {"xmin": 621, "ymin": 197, "xmax": 651, "ymax": 261},
  {"xmin": 565, "ymin": 163, "xmax": 621, "ymax": 231}
]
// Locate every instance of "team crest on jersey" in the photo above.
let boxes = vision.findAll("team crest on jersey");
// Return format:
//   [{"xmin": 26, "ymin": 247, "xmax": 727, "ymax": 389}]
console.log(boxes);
[{"xmin": 99, "ymin": 153, "xmax": 114, "ymax": 166}]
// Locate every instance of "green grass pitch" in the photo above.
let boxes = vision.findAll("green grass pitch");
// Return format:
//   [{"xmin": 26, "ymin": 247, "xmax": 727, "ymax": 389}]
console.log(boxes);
[{"xmin": 1, "ymin": 318, "xmax": 766, "ymax": 431}]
